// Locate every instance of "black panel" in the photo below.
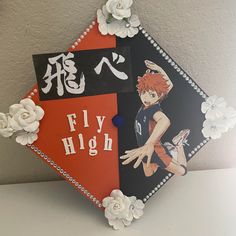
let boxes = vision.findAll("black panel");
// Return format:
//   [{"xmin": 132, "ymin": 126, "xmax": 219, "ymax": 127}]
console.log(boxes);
[{"xmin": 117, "ymin": 31, "xmax": 208, "ymax": 200}]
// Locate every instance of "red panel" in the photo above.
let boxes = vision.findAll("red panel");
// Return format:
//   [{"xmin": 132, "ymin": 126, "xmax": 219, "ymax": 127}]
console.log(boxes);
[{"xmin": 25, "ymin": 20, "xmax": 118, "ymax": 207}]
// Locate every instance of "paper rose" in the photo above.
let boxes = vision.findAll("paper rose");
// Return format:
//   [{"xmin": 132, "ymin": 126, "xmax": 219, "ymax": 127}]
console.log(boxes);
[
  {"xmin": 106, "ymin": 0, "xmax": 133, "ymax": 20},
  {"xmin": 0, "ymin": 98, "xmax": 44, "ymax": 145},
  {"xmin": 201, "ymin": 95, "xmax": 226, "ymax": 120},
  {"xmin": 0, "ymin": 113, "xmax": 14, "ymax": 138},
  {"xmin": 102, "ymin": 189, "xmax": 145, "ymax": 230},
  {"xmin": 9, "ymin": 98, "xmax": 44, "ymax": 133},
  {"xmin": 15, "ymin": 130, "xmax": 39, "ymax": 145},
  {"xmin": 202, "ymin": 119, "xmax": 227, "ymax": 139},
  {"xmin": 104, "ymin": 191, "xmax": 131, "ymax": 220},
  {"xmin": 97, "ymin": 0, "xmax": 140, "ymax": 38}
]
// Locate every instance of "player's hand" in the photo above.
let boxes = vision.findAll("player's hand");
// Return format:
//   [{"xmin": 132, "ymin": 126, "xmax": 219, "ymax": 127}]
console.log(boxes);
[
  {"xmin": 145, "ymin": 60, "xmax": 161, "ymax": 72},
  {"xmin": 120, "ymin": 143, "xmax": 155, "ymax": 168}
]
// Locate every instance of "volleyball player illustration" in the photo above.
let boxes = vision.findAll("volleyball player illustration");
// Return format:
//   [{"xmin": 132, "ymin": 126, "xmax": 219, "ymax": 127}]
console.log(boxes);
[{"xmin": 120, "ymin": 60, "xmax": 190, "ymax": 177}]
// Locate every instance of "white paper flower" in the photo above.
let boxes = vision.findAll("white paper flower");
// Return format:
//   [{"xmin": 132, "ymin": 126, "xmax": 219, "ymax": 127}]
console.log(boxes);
[
  {"xmin": 106, "ymin": 0, "xmax": 133, "ymax": 20},
  {"xmin": 0, "ymin": 113, "xmax": 14, "ymax": 138},
  {"xmin": 202, "ymin": 119, "xmax": 227, "ymax": 139},
  {"xmin": 129, "ymin": 196, "xmax": 145, "ymax": 219},
  {"xmin": 97, "ymin": 5, "xmax": 121, "ymax": 36},
  {"xmin": 201, "ymin": 95, "xmax": 226, "ymax": 120},
  {"xmin": 219, "ymin": 106, "xmax": 236, "ymax": 131},
  {"xmin": 97, "ymin": 2, "xmax": 140, "ymax": 38},
  {"xmin": 103, "ymin": 189, "xmax": 132, "ymax": 219},
  {"xmin": 15, "ymin": 130, "xmax": 39, "ymax": 145},
  {"xmin": 9, "ymin": 98, "xmax": 44, "ymax": 133},
  {"xmin": 102, "ymin": 190, "xmax": 145, "ymax": 230},
  {"xmin": 115, "ymin": 14, "xmax": 140, "ymax": 38}
]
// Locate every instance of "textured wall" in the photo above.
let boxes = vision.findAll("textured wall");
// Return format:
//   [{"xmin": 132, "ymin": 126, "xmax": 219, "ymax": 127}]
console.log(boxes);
[{"xmin": 0, "ymin": 0, "xmax": 236, "ymax": 184}]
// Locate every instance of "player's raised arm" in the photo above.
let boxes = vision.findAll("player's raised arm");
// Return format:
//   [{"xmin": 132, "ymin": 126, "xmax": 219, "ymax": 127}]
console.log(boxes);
[{"xmin": 145, "ymin": 60, "xmax": 173, "ymax": 93}]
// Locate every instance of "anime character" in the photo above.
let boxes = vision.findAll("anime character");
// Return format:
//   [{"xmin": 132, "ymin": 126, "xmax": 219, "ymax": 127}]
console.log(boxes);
[{"xmin": 120, "ymin": 60, "xmax": 190, "ymax": 177}]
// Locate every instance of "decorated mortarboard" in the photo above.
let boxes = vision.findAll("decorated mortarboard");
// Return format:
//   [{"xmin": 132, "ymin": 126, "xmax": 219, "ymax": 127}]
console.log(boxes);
[{"xmin": 1, "ymin": 0, "xmax": 236, "ymax": 230}]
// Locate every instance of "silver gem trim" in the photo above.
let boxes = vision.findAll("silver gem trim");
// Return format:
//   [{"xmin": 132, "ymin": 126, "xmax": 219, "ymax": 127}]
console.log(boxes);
[
  {"xmin": 71, "ymin": 20, "xmax": 96, "ymax": 49},
  {"xmin": 29, "ymin": 144, "xmax": 102, "ymax": 208}
]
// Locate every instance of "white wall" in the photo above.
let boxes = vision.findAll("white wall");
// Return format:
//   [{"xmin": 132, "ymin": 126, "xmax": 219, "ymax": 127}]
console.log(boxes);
[{"xmin": 0, "ymin": 0, "xmax": 236, "ymax": 184}]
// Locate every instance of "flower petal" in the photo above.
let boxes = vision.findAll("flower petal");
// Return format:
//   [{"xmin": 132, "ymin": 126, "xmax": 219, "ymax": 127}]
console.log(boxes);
[
  {"xmin": 20, "ymin": 98, "xmax": 36, "ymax": 108},
  {"xmin": 24, "ymin": 121, "xmax": 39, "ymax": 132},
  {"xmin": 107, "ymin": 21, "xmax": 120, "ymax": 35},
  {"xmin": 110, "ymin": 189, "xmax": 124, "ymax": 199},
  {"xmin": 129, "ymin": 14, "xmax": 141, "ymax": 27},
  {"xmin": 8, "ymin": 117, "xmax": 22, "ymax": 131},
  {"xmin": 205, "ymin": 109, "xmax": 223, "ymax": 120},
  {"xmin": 125, "ymin": 208, "xmax": 133, "ymax": 221},
  {"xmin": 215, "ymin": 97, "xmax": 227, "ymax": 108},
  {"xmin": 104, "ymin": 208, "xmax": 116, "ymax": 220},
  {"xmin": 102, "ymin": 5, "xmax": 110, "ymax": 18},
  {"xmin": 0, "ymin": 128, "xmax": 14, "ymax": 138},
  {"xmin": 201, "ymin": 101, "xmax": 209, "ymax": 114},
  {"xmin": 16, "ymin": 133, "xmax": 28, "ymax": 145},
  {"xmin": 202, "ymin": 126, "xmax": 210, "ymax": 138},
  {"xmin": 0, "ymin": 112, "xmax": 7, "ymax": 120},
  {"xmin": 98, "ymin": 23, "xmax": 109, "ymax": 35},
  {"xmin": 210, "ymin": 130, "xmax": 222, "ymax": 140},
  {"xmin": 112, "ymin": 9, "xmax": 131, "ymax": 20},
  {"xmin": 105, "ymin": 0, "xmax": 113, "ymax": 14},
  {"xmin": 122, "ymin": 218, "xmax": 132, "ymax": 226},
  {"xmin": 206, "ymin": 95, "xmax": 217, "ymax": 105},
  {"xmin": 128, "ymin": 196, "xmax": 137, "ymax": 204},
  {"xmin": 9, "ymin": 104, "xmax": 23, "ymax": 116},
  {"xmin": 133, "ymin": 208, "xmax": 144, "ymax": 219},
  {"xmin": 35, "ymin": 106, "xmax": 45, "ymax": 120},
  {"xmin": 128, "ymin": 27, "xmax": 138, "ymax": 38},
  {"xmin": 134, "ymin": 199, "xmax": 145, "ymax": 209},
  {"xmin": 102, "ymin": 197, "xmax": 113, "ymax": 208},
  {"xmin": 28, "ymin": 133, "xmax": 38, "ymax": 144},
  {"xmin": 108, "ymin": 218, "xmax": 125, "ymax": 230},
  {"xmin": 116, "ymin": 27, "xmax": 128, "ymax": 38},
  {"xmin": 123, "ymin": 195, "xmax": 131, "ymax": 206},
  {"xmin": 97, "ymin": 9, "xmax": 106, "ymax": 24}
]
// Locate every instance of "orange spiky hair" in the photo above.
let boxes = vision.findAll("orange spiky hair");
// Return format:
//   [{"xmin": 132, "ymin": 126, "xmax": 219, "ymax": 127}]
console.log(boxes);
[{"xmin": 137, "ymin": 73, "xmax": 169, "ymax": 96}]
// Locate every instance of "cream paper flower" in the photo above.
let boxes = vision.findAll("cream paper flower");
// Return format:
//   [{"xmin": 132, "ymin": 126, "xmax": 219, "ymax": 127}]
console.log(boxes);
[
  {"xmin": 201, "ymin": 95, "xmax": 226, "ymax": 120},
  {"xmin": 0, "ymin": 113, "xmax": 14, "ymax": 138},
  {"xmin": 102, "ymin": 189, "xmax": 145, "ymax": 230},
  {"xmin": 202, "ymin": 119, "xmax": 227, "ymax": 139},
  {"xmin": 106, "ymin": 0, "xmax": 133, "ymax": 20},
  {"xmin": 0, "ymin": 98, "xmax": 44, "ymax": 145},
  {"xmin": 97, "ymin": 0, "xmax": 140, "ymax": 38},
  {"xmin": 9, "ymin": 98, "xmax": 44, "ymax": 133}
]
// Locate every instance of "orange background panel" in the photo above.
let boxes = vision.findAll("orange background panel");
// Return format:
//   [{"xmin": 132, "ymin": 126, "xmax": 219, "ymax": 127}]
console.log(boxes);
[{"xmin": 25, "ymin": 20, "xmax": 118, "ymax": 206}]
